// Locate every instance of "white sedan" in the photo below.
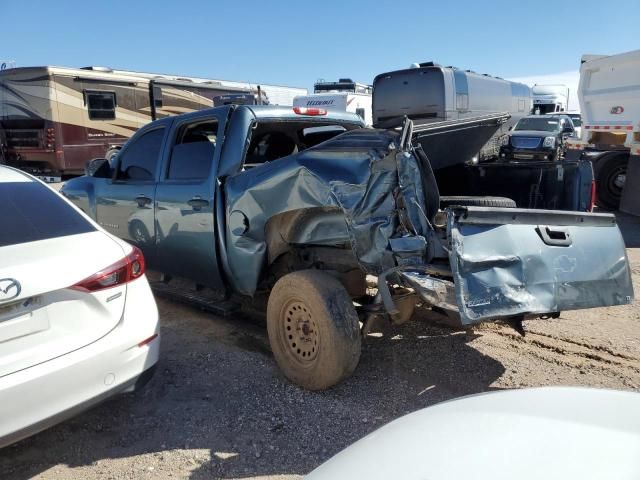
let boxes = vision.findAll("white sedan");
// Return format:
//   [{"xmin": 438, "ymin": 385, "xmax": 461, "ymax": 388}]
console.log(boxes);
[
  {"xmin": 307, "ymin": 387, "xmax": 640, "ymax": 480},
  {"xmin": 0, "ymin": 166, "xmax": 160, "ymax": 447}
]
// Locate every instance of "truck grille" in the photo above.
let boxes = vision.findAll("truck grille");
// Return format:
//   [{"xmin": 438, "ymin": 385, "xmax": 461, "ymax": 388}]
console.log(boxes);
[
  {"xmin": 511, "ymin": 137, "xmax": 541, "ymax": 149},
  {"xmin": 6, "ymin": 130, "xmax": 42, "ymax": 148}
]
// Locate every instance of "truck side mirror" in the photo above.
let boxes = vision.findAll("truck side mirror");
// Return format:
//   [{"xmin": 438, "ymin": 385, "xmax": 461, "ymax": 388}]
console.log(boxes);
[{"xmin": 85, "ymin": 158, "xmax": 112, "ymax": 178}]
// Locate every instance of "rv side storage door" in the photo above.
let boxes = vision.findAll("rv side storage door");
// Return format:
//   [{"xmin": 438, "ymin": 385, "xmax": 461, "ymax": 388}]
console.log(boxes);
[{"xmin": 446, "ymin": 207, "xmax": 633, "ymax": 325}]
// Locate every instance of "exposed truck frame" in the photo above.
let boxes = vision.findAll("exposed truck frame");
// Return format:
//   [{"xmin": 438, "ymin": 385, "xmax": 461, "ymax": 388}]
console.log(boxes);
[
  {"xmin": 0, "ymin": 66, "xmax": 306, "ymax": 179},
  {"xmin": 565, "ymin": 50, "xmax": 640, "ymax": 214}
]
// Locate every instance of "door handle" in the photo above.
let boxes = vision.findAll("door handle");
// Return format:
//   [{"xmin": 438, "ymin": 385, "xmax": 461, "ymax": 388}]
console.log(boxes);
[
  {"xmin": 188, "ymin": 197, "xmax": 209, "ymax": 210},
  {"xmin": 536, "ymin": 225, "xmax": 572, "ymax": 247},
  {"xmin": 135, "ymin": 195, "xmax": 152, "ymax": 207}
]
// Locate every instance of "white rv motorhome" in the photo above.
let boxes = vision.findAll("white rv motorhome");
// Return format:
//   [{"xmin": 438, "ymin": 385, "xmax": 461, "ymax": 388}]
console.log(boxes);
[
  {"xmin": 293, "ymin": 79, "xmax": 373, "ymax": 125},
  {"xmin": 372, "ymin": 62, "xmax": 532, "ymax": 167},
  {"xmin": 532, "ymin": 84, "xmax": 569, "ymax": 114},
  {"xmin": 565, "ymin": 49, "xmax": 640, "ymax": 214}
]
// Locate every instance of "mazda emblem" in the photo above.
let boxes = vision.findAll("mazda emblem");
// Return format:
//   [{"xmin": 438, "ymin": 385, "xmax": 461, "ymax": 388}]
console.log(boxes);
[{"xmin": 0, "ymin": 278, "xmax": 21, "ymax": 303}]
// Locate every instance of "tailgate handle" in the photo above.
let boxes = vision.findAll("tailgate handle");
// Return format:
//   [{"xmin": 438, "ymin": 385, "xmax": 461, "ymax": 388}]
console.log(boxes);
[{"xmin": 536, "ymin": 225, "xmax": 572, "ymax": 247}]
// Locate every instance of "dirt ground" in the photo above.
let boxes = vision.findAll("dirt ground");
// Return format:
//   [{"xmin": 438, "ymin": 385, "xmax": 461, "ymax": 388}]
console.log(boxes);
[{"xmin": 1, "ymin": 213, "xmax": 639, "ymax": 480}]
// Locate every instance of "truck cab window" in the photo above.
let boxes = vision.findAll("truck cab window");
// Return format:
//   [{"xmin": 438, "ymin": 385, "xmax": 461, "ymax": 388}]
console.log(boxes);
[
  {"xmin": 85, "ymin": 91, "xmax": 116, "ymax": 120},
  {"xmin": 116, "ymin": 127, "xmax": 165, "ymax": 181},
  {"xmin": 167, "ymin": 120, "xmax": 218, "ymax": 180},
  {"xmin": 245, "ymin": 132, "xmax": 298, "ymax": 168}
]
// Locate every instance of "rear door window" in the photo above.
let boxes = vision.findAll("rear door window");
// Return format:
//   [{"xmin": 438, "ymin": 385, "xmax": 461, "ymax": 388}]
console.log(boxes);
[
  {"xmin": 166, "ymin": 120, "xmax": 218, "ymax": 180},
  {"xmin": 116, "ymin": 127, "xmax": 165, "ymax": 181},
  {"xmin": 0, "ymin": 182, "xmax": 95, "ymax": 247}
]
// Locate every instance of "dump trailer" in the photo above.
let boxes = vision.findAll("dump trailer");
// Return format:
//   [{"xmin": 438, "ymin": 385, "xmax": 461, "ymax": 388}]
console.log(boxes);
[{"xmin": 565, "ymin": 50, "xmax": 640, "ymax": 214}]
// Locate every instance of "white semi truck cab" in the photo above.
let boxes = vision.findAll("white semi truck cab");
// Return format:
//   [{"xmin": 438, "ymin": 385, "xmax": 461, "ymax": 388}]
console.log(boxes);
[{"xmin": 532, "ymin": 84, "xmax": 569, "ymax": 114}]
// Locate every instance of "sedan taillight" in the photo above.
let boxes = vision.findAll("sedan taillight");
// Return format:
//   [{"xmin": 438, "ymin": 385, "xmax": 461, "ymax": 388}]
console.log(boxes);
[{"xmin": 71, "ymin": 246, "xmax": 146, "ymax": 292}]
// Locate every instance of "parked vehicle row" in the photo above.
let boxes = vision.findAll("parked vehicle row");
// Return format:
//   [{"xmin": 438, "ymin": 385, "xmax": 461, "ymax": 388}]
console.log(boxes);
[{"xmin": 0, "ymin": 65, "xmax": 306, "ymax": 179}]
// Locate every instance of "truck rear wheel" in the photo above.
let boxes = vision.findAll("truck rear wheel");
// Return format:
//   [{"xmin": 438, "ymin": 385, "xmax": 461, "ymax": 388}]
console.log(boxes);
[
  {"xmin": 266, "ymin": 270, "xmax": 361, "ymax": 390},
  {"xmin": 596, "ymin": 155, "xmax": 628, "ymax": 210},
  {"xmin": 440, "ymin": 196, "xmax": 517, "ymax": 208}
]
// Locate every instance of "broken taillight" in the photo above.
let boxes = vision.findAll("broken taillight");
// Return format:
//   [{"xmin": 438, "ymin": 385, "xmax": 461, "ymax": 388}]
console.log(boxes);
[
  {"xmin": 71, "ymin": 246, "xmax": 146, "ymax": 292},
  {"xmin": 293, "ymin": 107, "xmax": 327, "ymax": 116}
]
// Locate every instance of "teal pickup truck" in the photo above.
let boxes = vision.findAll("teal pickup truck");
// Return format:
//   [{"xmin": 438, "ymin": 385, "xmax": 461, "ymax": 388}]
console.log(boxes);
[{"xmin": 62, "ymin": 105, "xmax": 634, "ymax": 390}]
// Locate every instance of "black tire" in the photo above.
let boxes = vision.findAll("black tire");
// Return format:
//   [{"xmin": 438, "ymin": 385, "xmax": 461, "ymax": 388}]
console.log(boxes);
[
  {"xmin": 440, "ymin": 196, "xmax": 517, "ymax": 208},
  {"xmin": 267, "ymin": 270, "xmax": 361, "ymax": 390},
  {"xmin": 596, "ymin": 155, "xmax": 628, "ymax": 211}
]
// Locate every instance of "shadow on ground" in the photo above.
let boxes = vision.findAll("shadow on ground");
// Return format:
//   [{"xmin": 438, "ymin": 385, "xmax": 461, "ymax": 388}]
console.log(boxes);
[{"xmin": 1, "ymin": 302, "xmax": 504, "ymax": 479}]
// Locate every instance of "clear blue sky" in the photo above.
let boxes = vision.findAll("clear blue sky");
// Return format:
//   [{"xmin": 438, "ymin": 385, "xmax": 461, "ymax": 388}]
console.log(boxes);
[{"xmin": 3, "ymin": 0, "xmax": 638, "ymax": 90}]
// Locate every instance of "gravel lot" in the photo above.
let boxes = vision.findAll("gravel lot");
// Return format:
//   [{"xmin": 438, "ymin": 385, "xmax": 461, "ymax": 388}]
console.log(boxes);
[{"xmin": 1, "ymin": 213, "xmax": 639, "ymax": 480}]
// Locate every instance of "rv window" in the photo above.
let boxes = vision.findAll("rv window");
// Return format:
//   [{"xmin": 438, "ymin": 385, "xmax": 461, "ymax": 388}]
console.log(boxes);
[
  {"xmin": 116, "ymin": 127, "xmax": 165, "ymax": 181},
  {"xmin": 86, "ymin": 91, "xmax": 116, "ymax": 120},
  {"xmin": 153, "ymin": 85, "xmax": 163, "ymax": 108},
  {"xmin": 167, "ymin": 120, "xmax": 218, "ymax": 180},
  {"xmin": 356, "ymin": 108, "xmax": 366, "ymax": 120}
]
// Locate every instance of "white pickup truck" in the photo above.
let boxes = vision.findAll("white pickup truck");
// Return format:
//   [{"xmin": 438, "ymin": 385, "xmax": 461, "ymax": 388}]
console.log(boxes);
[{"xmin": 565, "ymin": 49, "xmax": 640, "ymax": 214}]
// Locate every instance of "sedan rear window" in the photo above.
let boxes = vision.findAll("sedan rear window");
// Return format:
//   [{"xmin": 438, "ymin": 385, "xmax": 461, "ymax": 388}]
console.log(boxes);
[{"xmin": 0, "ymin": 182, "xmax": 95, "ymax": 247}]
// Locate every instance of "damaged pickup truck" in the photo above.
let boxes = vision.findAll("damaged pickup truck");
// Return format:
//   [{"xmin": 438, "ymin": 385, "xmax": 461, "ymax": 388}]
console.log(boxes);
[{"xmin": 61, "ymin": 105, "xmax": 634, "ymax": 390}]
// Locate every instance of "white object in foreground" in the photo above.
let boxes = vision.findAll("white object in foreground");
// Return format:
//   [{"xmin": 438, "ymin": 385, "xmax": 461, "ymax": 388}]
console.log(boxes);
[
  {"xmin": 0, "ymin": 166, "xmax": 160, "ymax": 448},
  {"xmin": 307, "ymin": 387, "xmax": 640, "ymax": 480}
]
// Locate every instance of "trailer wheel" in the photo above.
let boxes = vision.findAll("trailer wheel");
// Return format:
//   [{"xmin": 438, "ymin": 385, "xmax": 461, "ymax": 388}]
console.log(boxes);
[
  {"xmin": 440, "ymin": 196, "xmax": 517, "ymax": 208},
  {"xmin": 596, "ymin": 155, "xmax": 628, "ymax": 210},
  {"xmin": 267, "ymin": 270, "xmax": 361, "ymax": 390}
]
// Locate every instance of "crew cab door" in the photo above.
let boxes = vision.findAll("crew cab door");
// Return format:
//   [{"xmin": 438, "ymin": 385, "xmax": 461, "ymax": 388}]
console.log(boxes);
[
  {"xmin": 95, "ymin": 125, "xmax": 166, "ymax": 265},
  {"xmin": 154, "ymin": 115, "xmax": 224, "ymax": 289}
]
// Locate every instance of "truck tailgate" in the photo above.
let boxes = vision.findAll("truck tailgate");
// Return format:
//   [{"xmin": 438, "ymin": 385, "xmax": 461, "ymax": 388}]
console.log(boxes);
[{"xmin": 446, "ymin": 207, "xmax": 633, "ymax": 324}]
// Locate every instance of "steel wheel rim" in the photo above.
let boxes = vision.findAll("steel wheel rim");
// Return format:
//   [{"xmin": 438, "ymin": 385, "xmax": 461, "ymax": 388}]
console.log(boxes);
[{"xmin": 280, "ymin": 299, "xmax": 319, "ymax": 364}]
